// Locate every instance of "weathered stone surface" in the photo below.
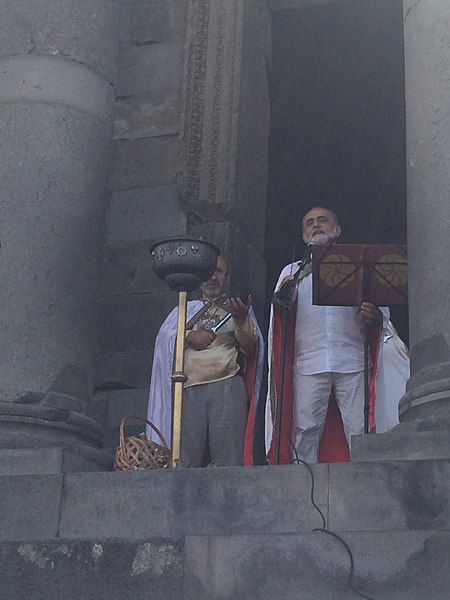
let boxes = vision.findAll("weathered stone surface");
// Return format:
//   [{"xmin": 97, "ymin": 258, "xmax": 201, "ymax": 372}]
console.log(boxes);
[
  {"xmin": 402, "ymin": 0, "xmax": 450, "ymax": 423},
  {"xmin": 0, "ymin": 403, "xmax": 103, "ymax": 449},
  {"xmin": 98, "ymin": 291, "xmax": 176, "ymax": 353},
  {"xmin": 0, "ymin": 102, "xmax": 111, "ymax": 404},
  {"xmin": 59, "ymin": 466, "xmax": 328, "ymax": 539},
  {"xmin": 0, "ymin": 0, "xmax": 120, "ymax": 83},
  {"xmin": 100, "ymin": 240, "xmax": 172, "ymax": 296},
  {"xmin": 2, "ymin": 531, "xmax": 450, "ymax": 599},
  {"xmin": 329, "ymin": 460, "xmax": 450, "ymax": 531},
  {"xmin": 0, "ymin": 475, "xmax": 62, "ymax": 540},
  {"xmin": 0, "ymin": 538, "xmax": 184, "ymax": 600},
  {"xmin": 352, "ymin": 430, "xmax": 450, "ymax": 462},
  {"xmin": 114, "ymin": 40, "xmax": 184, "ymax": 138},
  {"xmin": 0, "ymin": 0, "xmax": 118, "ymax": 461},
  {"xmin": 129, "ymin": 0, "xmax": 188, "ymax": 45},
  {"xmin": 0, "ymin": 446, "xmax": 112, "ymax": 476},
  {"xmin": 1, "ymin": 56, "xmax": 114, "ymax": 123},
  {"xmin": 114, "ymin": 94, "xmax": 181, "ymax": 139},
  {"xmin": 107, "ymin": 185, "xmax": 186, "ymax": 243},
  {"xmin": 184, "ymin": 530, "xmax": 450, "ymax": 600},
  {"xmin": 0, "ymin": 449, "xmax": 65, "ymax": 476},
  {"xmin": 1, "ymin": 461, "xmax": 450, "ymax": 598},
  {"xmin": 116, "ymin": 42, "xmax": 184, "ymax": 98},
  {"xmin": 95, "ymin": 349, "xmax": 153, "ymax": 390},
  {"xmin": 110, "ymin": 136, "xmax": 182, "ymax": 191}
]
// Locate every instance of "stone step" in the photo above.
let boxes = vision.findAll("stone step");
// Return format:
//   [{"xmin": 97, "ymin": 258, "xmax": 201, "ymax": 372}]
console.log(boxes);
[{"xmin": 2, "ymin": 461, "xmax": 450, "ymax": 599}]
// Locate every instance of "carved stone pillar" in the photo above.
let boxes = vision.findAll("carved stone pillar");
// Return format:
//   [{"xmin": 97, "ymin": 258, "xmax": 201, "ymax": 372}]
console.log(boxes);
[
  {"xmin": 181, "ymin": 0, "xmax": 270, "ymax": 315},
  {"xmin": 0, "ymin": 1, "xmax": 119, "ymax": 472}
]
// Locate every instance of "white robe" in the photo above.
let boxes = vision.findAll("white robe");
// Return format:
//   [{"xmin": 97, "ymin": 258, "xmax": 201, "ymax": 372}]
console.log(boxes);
[{"xmin": 265, "ymin": 266, "xmax": 410, "ymax": 453}]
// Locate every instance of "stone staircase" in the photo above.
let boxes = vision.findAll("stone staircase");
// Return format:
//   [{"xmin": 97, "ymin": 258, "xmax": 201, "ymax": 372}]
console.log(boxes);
[{"xmin": 1, "ymin": 461, "xmax": 449, "ymax": 599}]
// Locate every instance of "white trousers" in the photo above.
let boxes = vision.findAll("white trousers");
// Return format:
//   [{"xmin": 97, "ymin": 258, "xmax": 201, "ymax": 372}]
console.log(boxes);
[{"xmin": 292, "ymin": 371, "xmax": 365, "ymax": 464}]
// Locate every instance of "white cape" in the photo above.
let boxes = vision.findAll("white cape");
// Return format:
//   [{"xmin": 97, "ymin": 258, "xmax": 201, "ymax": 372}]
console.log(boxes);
[{"xmin": 147, "ymin": 300, "xmax": 264, "ymax": 448}]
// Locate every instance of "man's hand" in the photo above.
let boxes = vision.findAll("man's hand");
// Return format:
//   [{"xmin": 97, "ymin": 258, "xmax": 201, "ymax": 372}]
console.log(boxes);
[
  {"xmin": 273, "ymin": 275, "xmax": 297, "ymax": 308},
  {"xmin": 359, "ymin": 302, "xmax": 382, "ymax": 325},
  {"xmin": 229, "ymin": 296, "xmax": 251, "ymax": 328},
  {"xmin": 186, "ymin": 329, "xmax": 216, "ymax": 351}
]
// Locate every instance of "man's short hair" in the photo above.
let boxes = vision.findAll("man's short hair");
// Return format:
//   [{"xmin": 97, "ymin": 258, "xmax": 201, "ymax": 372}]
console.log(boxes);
[{"xmin": 301, "ymin": 207, "xmax": 338, "ymax": 231}]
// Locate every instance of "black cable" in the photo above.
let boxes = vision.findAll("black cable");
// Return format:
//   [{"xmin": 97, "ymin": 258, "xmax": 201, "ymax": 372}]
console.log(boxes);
[{"xmin": 292, "ymin": 448, "xmax": 375, "ymax": 600}]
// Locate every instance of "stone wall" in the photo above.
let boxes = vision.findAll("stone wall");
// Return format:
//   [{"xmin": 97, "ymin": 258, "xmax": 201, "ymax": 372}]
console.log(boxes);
[
  {"xmin": 95, "ymin": 0, "xmax": 190, "ymax": 449},
  {"xmin": 96, "ymin": 0, "xmax": 271, "ymax": 451}
]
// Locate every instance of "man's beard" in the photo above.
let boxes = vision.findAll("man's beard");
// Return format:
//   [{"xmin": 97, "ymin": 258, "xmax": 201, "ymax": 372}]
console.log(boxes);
[{"xmin": 309, "ymin": 227, "xmax": 338, "ymax": 245}]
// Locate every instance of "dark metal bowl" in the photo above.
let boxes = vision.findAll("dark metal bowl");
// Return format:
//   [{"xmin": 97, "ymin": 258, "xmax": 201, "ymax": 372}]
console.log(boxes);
[{"xmin": 150, "ymin": 238, "xmax": 220, "ymax": 292}]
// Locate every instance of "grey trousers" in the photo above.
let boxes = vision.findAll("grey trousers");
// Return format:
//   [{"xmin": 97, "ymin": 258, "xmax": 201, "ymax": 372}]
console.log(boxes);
[{"xmin": 180, "ymin": 376, "xmax": 249, "ymax": 467}]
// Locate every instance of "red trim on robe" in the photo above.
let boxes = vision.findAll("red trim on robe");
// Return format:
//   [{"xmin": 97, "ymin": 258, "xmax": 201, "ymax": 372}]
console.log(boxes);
[
  {"xmin": 243, "ymin": 354, "xmax": 258, "ymax": 466},
  {"xmin": 267, "ymin": 305, "xmax": 297, "ymax": 465}
]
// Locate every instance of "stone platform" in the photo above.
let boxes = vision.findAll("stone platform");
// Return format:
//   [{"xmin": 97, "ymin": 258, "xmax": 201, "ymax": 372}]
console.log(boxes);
[{"xmin": 1, "ymin": 461, "xmax": 450, "ymax": 599}]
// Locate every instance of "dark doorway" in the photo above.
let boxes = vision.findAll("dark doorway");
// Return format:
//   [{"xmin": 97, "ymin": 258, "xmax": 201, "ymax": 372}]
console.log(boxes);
[{"xmin": 265, "ymin": 0, "xmax": 408, "ymax": 341}]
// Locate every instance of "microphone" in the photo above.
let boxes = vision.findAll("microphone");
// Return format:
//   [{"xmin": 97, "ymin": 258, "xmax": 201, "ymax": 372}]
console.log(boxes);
[
  {"xmin": 275, "ymin": 234, "xmax": 334, "ymax": 305},
  {"xmin": 298, "ymin": 239, "xmax": 315, "ymax": 268},
  {"xmin": 276, "ymin": 241, "xmax": 315, "ymax": 303}
]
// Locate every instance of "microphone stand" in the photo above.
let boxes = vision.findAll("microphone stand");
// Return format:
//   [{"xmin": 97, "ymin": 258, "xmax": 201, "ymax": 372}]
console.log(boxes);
[{"xmin": 274, "ymin": 243, "xmax": 312, "ymax": 464}]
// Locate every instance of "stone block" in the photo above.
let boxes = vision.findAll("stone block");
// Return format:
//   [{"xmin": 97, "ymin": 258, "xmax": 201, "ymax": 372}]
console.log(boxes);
[
  {"xmin": 0, "ymin": 0, "xmax": 120, "ymax": 83},
  {"xmin": 95, "ymin": 349, "xmax": 154, "ymax": 390},
  {"xmin": 328, "ymin": 460, "xmax": 450, "ymax": 532},
  {"xmin": 59, "ymin": 465, "xmax": 328, "ymax": 539},
  {"xmin": 116, "ymin": 42, "xmax": 184, "ymax": 98},
  {"xmin": 110, "ymin": 136, "xmax": 181, "ymax": 191},
  {"xmin": 0, "ymin": 446, "xmax": 112, "ymax": 476},
  {"xmin": 0, "ymin": 538, "xmax": 183, "ymax": 600},
  {"xmin": 98, "ymin": 292, "xmax": 176, "ymax": 353},
  {"xmin": 352, "ymin": 430, "xmax": 450, "ymax": 462},
  {"xmin": 100, "ymin": 240, "xmax": 171, "ymax": 296},
  {"xmin": 0, "ymin": 448, "xmax": 64, "ymax": 476},
  {"xmin": 183, "ymin": 530, "xmax": 450, "ymax": 600},
  {"xmin": 0, "ymin": 475, "xmax": 62, "ymax": 540},
  {"xmin": 130, "ymin": 0, "xmax": 188, "ymax": 45},
  {"xmin": 107, "ymin": 185, "xmax": 186, "ymax": 244},
  {"xmin": 104, "ymin": 388, "xmax": 149, "ymax": 427},
  {"xmin": 114, "ymin": 94, "xmax": 181, "ymax": 139}
]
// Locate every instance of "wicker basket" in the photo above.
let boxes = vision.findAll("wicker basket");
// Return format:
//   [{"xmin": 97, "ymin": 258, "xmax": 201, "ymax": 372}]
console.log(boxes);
[{"xmin": 114, "ymin": 415, "xmax": 171, "ymax": 471}]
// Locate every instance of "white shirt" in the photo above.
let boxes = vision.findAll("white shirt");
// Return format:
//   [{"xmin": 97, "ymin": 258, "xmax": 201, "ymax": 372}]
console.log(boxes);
[{"xmin": 275, "ymin": 262, "xmax": 389, "ymax": 375}]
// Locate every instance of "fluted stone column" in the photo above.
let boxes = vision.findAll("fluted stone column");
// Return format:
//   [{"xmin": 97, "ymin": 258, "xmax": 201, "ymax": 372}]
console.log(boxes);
[{"xmin": 0, "ymin": 1, "xmax": 119, "ymax": 472}]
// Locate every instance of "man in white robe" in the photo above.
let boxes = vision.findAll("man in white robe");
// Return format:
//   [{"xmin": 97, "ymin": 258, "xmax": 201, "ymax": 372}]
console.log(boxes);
[{"xmin": 266, "ymin": 207, "xmax": 409, "ymax": 464}]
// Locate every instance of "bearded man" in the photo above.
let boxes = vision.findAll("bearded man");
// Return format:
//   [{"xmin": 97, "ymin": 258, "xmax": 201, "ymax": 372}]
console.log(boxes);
[
  {"xmin": 266, "ymin": 207, "xmax": 409, "ymax": 464},
  {"xmin": 147, "ymin": 255, "xmax": 264, "ymax": 467}
]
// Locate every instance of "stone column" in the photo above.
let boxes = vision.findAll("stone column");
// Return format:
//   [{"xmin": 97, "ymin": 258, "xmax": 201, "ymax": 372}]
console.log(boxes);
[
  {"xmin": 0, "ymin": 1, "xmax": 119, "ymax": 472},
  {"xmin": 399, "ymin": 0, "xmax": 450, "ymax": 426},
  {"xmin": 352, "ymin": 0, "xmax": 450, "ymax": 461}
]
